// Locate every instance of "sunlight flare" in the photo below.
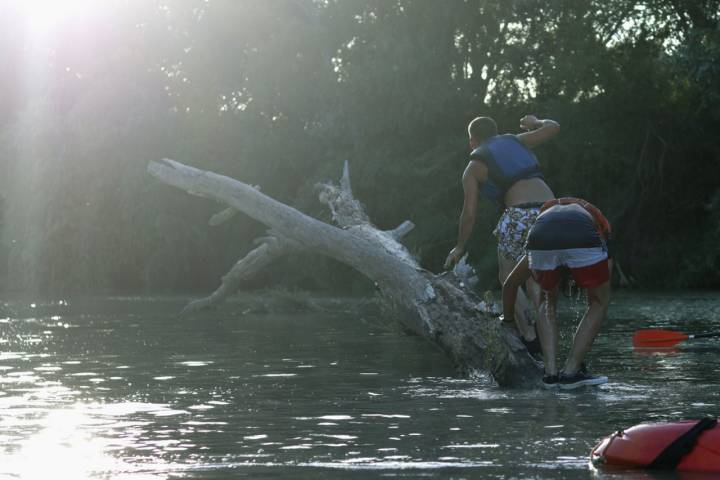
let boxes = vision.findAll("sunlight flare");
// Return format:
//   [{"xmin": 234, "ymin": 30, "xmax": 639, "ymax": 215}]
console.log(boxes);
[
  {"xmin": 0, "ymin": 404, "xmax": 123, "ymax": 480},
  {"xmin": 13, "ymin": 0, "xmax": 95, "ymax": 34}
]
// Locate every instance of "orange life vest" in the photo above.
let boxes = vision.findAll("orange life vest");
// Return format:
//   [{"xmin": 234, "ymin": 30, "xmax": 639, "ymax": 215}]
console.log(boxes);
[{"xmin": 540, "ymin": 197, "xmax": 612, "ymax": 240}]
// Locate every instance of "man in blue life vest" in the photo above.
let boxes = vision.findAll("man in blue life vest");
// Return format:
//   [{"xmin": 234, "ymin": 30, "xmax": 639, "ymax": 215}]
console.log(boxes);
[{"xmin": 444, "ymin": 114, "xmax": 560, "ymax": 350}]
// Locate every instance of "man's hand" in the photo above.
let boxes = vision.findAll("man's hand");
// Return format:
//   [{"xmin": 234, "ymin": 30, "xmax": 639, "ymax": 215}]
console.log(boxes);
[
  {"xmin": 520, "ymin": 114, "xmax": 541, "ymax": 130},
  {"xmin": 517, "ymin": 116, "xmax": 560, "ymax": 147},
  {"xmin": 444, "ymin": 246, "xmax": 465, "ymax": 270}
]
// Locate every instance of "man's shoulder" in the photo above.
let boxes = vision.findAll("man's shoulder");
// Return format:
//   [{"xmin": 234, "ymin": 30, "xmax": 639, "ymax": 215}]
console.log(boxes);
[
  {"xmin": 495, "ymin": 134, "xmax": 530, "ymax": 149},
  {"xmin": 464, "ymin": 160, "xmax": 487, "ymax": 181},
  {"xmin": 471, "ymin": 135, "xmax": 524, "ymax": 157},
  {"xmin": 469, "ymin": 144, "xmax": 487, "ymax": 160}
]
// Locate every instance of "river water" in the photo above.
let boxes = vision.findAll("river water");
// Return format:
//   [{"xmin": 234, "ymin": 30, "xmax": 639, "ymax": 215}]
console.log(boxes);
[{"xmin": 0, "ymin": 292, "xmax": 718, "ymax": 479}]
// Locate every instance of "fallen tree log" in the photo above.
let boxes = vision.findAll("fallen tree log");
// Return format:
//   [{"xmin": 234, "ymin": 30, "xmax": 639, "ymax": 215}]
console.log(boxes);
[
  {"xmin": 148, "ymin": 158, "xmax": 542, "ymax": 387},
  {"xmin": 180, "ymin": 231, "xmax": 301, "ymax": 316}
]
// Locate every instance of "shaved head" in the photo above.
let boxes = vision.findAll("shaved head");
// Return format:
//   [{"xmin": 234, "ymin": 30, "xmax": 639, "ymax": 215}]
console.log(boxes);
[{"xmin": 468, "ymin": 116, "xmax": 498, "ymax": 144}]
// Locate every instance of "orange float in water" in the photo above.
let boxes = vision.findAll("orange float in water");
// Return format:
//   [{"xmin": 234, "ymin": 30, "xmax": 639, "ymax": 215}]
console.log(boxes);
[{"xmin": 591, "ymin": 418, "xmax": 720, "ymax": 473}]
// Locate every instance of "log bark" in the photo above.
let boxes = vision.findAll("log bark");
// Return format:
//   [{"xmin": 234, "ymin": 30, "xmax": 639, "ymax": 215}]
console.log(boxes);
[{"xmin": 148, "ymin": 158, "xmax": 542, "ymax": 387}]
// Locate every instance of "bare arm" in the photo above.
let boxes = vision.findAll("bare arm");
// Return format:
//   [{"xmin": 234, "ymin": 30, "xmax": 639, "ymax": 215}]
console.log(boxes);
[
  {"xmin": 501, "ymin": 255, "xmax": 532, "ymax": 321},
  {"xmin": 516, "ymin": 115, "xmax": 560, "ymax": 148},
  {"xmin": 444, "ymin": 162, "xmax": 485, "ymax": 269},
  {"xmin": 455, "ymin": 165, "xmax": 480, "ymax": 250}
]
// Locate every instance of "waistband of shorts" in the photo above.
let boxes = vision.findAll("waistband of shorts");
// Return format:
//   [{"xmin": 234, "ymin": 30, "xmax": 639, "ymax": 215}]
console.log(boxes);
[{"xmin": 507, "ymin": 202, "xmax": 544, "ymax": 210}]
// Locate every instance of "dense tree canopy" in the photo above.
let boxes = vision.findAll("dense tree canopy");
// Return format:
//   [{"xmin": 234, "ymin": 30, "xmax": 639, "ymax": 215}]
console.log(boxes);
[{"xmin": 0, "ymin": 0, "xmax": 718, "ymax": 294}]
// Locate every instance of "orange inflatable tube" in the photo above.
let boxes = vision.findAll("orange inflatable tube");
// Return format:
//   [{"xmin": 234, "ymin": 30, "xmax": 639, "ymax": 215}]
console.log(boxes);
[{"xmin": 591, "ymin": 419, "xmax": 720, "ymax": 473}]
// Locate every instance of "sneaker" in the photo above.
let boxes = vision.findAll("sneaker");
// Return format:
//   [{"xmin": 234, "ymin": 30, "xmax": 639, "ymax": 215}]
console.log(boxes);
[
  {"xmin": 542, "ymin": 374, "xmax": 559, "ymax": 389},
  {"xmin": 558, "ymin": 370, "xmax": 608, "ymax": 390}
]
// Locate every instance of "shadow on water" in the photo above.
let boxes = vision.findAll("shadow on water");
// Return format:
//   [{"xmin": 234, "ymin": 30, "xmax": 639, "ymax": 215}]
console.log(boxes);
[{"xmin": 0, "ymin": 292, "xmax": 718, "ymax": 479}]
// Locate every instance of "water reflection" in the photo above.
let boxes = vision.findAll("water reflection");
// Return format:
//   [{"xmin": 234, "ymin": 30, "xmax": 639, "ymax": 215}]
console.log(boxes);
[
  {"xmin": 0, "ymin": 294, "xmax": 717, "ymax": 479},
  {"xmin": 0, "ymin": 402, "xmax": 178, "ymax": 480}
]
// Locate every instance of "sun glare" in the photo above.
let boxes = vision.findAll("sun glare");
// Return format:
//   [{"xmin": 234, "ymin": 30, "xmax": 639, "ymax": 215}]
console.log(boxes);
[
  {"xmin": 13, "ymin": 0, "xmax": 94, "ymax": 34},
  {"xmin": 0, "ymin": 404, "xmax": 126, "ymax": 480}
]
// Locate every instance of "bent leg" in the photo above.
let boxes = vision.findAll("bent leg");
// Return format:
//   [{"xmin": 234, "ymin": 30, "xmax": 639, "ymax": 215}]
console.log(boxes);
[
  {"xmin": 536, "ymin": 286, "xmax": 559, "ymax": 375},
  {"xmin": 499, "ymin": 254, "xmax": 536, "ymax": 341},
  {"xmin": 524, "ymin": 274, "xmax": 543, "ymax": 314},
  {"xmin": 563, "ymin": 281, "xmax": 610, "ymax": 374}
]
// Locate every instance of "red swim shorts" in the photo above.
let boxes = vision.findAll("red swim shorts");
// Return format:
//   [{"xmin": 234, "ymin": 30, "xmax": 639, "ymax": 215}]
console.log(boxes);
[{"xmin": 532, "ymin": 259, "xmax": 609, "ymax": 290}]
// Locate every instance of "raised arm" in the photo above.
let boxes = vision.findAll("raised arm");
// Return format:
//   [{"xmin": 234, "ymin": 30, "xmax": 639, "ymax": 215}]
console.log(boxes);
[
  {"xmin": 444, "ymin": 161, "xmax": 485, "ymax": 269},
  {"xmin": 516, "ymin": 115, "xmax": 560, "ymax": 148}
]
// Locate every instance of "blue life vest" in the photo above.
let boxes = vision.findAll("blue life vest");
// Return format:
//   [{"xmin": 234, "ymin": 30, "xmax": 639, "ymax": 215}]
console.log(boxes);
[{"xmin": 469, "ymin": 134, "xmax": 544, "ymax": 202}]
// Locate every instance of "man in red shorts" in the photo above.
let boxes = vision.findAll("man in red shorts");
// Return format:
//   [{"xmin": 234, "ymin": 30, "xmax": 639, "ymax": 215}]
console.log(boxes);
[{"xmin": 501, "ymin": 198, "xmax": 611, "ymax": 389}]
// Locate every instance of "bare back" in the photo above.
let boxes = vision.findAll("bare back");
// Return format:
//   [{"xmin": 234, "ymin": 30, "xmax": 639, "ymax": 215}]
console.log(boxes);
[{"xmin": 504, "ymin": 177, "xmax": 554, "ymax": 207}]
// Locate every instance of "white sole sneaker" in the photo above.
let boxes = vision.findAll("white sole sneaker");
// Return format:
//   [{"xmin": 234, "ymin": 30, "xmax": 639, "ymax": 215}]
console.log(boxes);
[{"xmin": 558, "ymin": 374, "xmax": 608, "ymax": 390}]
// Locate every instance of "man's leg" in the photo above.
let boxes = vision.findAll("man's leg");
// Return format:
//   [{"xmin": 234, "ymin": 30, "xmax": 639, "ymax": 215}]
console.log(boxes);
[
  {"xmin": 562, "ymin": 280, "xmax": 610, "ymax": 374},
  {"xmin": 524, "ymin": 274, "xmax": 543, "ymax": 316},
  {"xmin": 536, "ymin": 286, "xmax": 559, "ymax": 375},
  {"xmin": 498, "ymin": 254, "xmax": 536, "ymax": 341}
]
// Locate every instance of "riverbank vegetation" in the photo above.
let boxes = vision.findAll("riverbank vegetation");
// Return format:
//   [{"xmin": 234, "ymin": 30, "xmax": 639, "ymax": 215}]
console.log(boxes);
[{"xmin": 0, "ymin": 0, "xmax": 718, "ymax": 294}]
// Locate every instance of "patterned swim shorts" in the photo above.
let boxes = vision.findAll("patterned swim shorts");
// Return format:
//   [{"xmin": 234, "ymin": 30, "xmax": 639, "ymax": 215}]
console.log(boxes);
[{"xmin": 493, "ymin": 204, "xmax": 542, "ymax": 262}]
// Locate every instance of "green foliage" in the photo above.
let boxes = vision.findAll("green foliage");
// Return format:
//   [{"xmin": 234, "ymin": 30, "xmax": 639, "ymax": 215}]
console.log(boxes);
[{"xmin": 0, "ymin": 0, "xmax": 718, "ymax": 293}]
